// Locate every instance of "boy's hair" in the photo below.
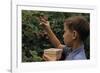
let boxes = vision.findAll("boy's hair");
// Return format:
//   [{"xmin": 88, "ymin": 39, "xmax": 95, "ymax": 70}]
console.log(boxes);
[{"xmin": 64, "ymin": 16, "xmax": 90, "ymax": 41}]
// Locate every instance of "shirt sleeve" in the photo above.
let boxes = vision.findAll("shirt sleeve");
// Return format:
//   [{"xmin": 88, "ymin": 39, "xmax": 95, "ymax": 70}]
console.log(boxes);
[{"xmin": 60, "ymin": 46, "xmax": 69, "ymax": 60}]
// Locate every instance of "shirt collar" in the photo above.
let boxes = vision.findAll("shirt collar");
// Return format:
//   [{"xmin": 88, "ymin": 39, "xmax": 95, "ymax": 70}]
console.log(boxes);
[{"xmin": 71, "ymin": 43, "xmax": 84, "ymax": 53}]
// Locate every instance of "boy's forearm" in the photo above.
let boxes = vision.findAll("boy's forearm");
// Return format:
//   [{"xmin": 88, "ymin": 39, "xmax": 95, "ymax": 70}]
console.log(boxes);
[{"xmin": 44, "ymin": 27, "xmax": 63, "ymax": 49}]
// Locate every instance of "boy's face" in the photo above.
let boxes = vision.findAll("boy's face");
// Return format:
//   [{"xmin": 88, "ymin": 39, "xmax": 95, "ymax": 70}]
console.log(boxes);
[{"xmin": 63, "ymin": 24, "xmax": 75, "ymax": 47}]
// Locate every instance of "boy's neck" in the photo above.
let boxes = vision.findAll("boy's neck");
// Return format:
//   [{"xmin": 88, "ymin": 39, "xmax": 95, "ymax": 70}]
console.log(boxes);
[{"xmin": 72, "ymin": 40, "xmax": 83, "ymax": 50}]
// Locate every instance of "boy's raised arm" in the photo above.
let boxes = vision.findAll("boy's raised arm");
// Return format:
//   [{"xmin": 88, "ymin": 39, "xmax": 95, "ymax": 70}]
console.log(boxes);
[
  {"xmin": 39, "ymin": 16, "xmax": 64, "ymax": 49},
  {"xmin": 44, "ymin": 25, "xmax": 64, "ymax": 49}
]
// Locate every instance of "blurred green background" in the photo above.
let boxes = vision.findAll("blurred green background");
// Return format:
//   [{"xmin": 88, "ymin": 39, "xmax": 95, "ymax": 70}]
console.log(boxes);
[{"xmin": 22, "ymin": 10, "xmax": 90, "ymax": 62}]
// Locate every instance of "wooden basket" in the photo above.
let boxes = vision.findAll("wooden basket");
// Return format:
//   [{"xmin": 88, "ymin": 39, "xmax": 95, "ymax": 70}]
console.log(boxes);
[{"xmin": 44, "ymin": 48, "xmax": 62, "ymax": 60}]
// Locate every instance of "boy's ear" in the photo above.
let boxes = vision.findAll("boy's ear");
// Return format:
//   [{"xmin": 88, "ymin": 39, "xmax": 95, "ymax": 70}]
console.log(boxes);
[{"xmin": 72, "ymin": 30, "xmax": 78, "ymax": 40}]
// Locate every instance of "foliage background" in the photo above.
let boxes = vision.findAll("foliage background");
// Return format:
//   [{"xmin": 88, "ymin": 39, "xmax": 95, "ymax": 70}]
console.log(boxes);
[{"xmin": 22, "ymin": 10, "xmax": 90, "ymax": 62}]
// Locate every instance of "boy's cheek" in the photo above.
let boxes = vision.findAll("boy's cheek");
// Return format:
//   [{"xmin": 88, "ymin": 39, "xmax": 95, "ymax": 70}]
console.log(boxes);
[
  {"xmin": 64, "ymin": 35, "xmax": 73, "ymax": 45},
  {"xmin": 63, "ymin": 37, "xmax": 68, "ymax": 45}
]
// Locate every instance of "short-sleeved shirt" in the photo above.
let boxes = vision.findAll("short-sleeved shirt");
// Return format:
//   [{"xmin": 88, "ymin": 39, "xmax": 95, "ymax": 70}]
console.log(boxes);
[{"xmin": 62, "ymin": 44, "xmax": 86, "ymax": 60}]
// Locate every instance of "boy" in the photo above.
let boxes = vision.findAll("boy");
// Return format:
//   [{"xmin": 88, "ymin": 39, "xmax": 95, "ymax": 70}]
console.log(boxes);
[{"xmin": 39, "ymin": 15, "xmax": 89, "ymax": 60}]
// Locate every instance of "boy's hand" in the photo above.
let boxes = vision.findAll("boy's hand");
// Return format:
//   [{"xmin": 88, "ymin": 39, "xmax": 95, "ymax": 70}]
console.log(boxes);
[
  {"xmin": 36, "ymin": 14, "xmax": 63, "ymax": 49},
  {"xmin": 43, "ymin": 53, "xmax": 57, "ymax": 61},
  {"xmin": 38, "ymin": 16, "xmax": 51, "ymax": 29}
]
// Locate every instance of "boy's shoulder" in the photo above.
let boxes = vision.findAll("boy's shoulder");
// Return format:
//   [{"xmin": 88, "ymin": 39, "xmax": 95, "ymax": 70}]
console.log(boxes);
[{"xmin": 73, "ymin": 48, "xmax": 87, "ymax": 60}]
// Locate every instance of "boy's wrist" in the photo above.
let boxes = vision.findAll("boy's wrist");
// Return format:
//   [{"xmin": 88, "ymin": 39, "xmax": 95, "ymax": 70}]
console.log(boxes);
[{"xmin": 44, "ymin": 26, "xmax": 51, "ymax": 31}]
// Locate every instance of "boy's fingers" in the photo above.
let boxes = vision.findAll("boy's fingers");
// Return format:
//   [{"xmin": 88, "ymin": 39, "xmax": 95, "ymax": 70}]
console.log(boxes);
[
  {"xmin": 39, "ymin": 16, "xmax": 48, "ymax": 21},
  {"xmin": 42, "ymin": 16, "xmax": 48, "ymax": 21},
  {"xmin": 42, "ymin": 55, "xmax": 47, "ymax": 61},
  {"xmin": 39, "ymin": 22, "xmax": 46, "ymax": 26},
  {"xmin": 40, "ymin": 18, "xmax": 47, "ymax": 23},
  {"xmin": 43, "ymin": 54, "xmax": 49, "ymax": 61},
  {"xmin": 43, "ymin": 54, "xmax": 56, "ymax": 61},
  {"xmin": 36, "ymin": 15, "xmax": 48, "ymax": 23}
]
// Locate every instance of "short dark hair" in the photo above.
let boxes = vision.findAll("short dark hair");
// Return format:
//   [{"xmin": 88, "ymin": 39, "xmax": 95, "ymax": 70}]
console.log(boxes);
[{"xmin": 64, "ymin": 16, "xmax": 90, "ymax": 41}]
